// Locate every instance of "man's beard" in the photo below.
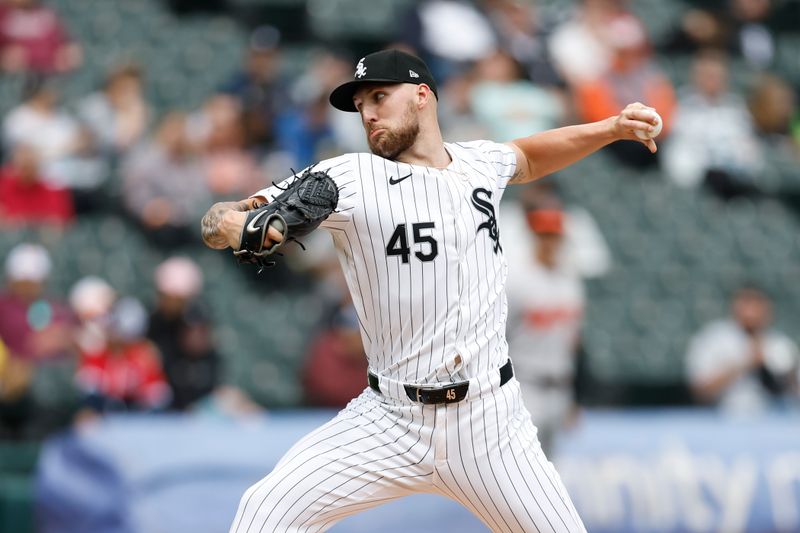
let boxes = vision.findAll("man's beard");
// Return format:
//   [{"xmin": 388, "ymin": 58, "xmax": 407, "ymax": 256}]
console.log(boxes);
[{"xmin": 367, "ymin": 102, "xmax": 420, "ymax": 160}]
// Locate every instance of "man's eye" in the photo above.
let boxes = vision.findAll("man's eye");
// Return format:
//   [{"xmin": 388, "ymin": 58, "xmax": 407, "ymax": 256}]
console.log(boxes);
[{"xmin": 375, "ymin": 92, "xmax": 385, "ymax": 101}]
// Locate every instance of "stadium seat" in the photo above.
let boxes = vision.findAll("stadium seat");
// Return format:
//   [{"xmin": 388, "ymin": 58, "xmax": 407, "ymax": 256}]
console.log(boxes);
[
  {"xmin": 306, "ymin": 0, "xmax": 413, "ymax": 40},
  {"xmin": 0, "ymin": 442, "xmax": 39, "ymax": 475},
  {"xmin": 775, "ymin": 35, "xmax": 800, "ymax": 84},
  {"xmin": 0, "ymin": 475, "xmax": 34, "ymax": 533},
  {"xmin": 628, "ymin": 0, "xmax": 687, "ymax": 46}
]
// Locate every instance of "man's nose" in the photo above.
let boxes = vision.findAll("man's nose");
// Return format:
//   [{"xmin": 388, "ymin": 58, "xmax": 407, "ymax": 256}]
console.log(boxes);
[{"xmin": 361, "ymin": 107, "xmax": 378, "ymax": 124}]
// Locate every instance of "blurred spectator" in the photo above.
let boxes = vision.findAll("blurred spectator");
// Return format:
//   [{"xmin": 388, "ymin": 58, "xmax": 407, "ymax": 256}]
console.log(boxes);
[
  {"xmin": 728, "ymin": 0, "xmax": 776, "ymax": 70},
  {"xmin": 221, "ymin": 26, "xmax": 288, "ymax": 153},
  {"xmin": 280, "ymin": 50, "xmax": 366, "ymax": 164},
  {"xmin": 0, "ymin": 0, "xmax": 81, "ymax": 74},
  {"xmin": 399, "ymin": 0, "xmax": 496, "ymax": 82},
  {"xmin": 686, "ymin": 286, "xmax": 799, "ymax": 414},
  {"xmin": 302, "ymin": 303, "xmax": 368, "ymax": 408},
  {"xmin": 0, "ymin": 243, "xmax": 73, "ymax": 362},
  {"xmin": 506, "ymin": 207, "xmax": 584, "ymax": 455},
  {"xmin": 188, "ymin": 94, "xmax": 265, "ymax": 199},
  {"xmin": 69, "ymin": 276, "xmax": 116, "ymax": 356},
  {"xmin": 438, "ymin": 69, "xmax": 488, "ymax": 143},
  {"xmin": 75, "ymin": 297, "xmax": 170, "ymax": 416},
  {"xmin": 276, "ymin": 93, "xmax": 337, "ymax": 168},
  {"xmin": 663, "ymin": 0, "xmax": 776, "ymax": 69},
  {"xmin": 501, "ymin": 180, "xmax": 612, "ymax": 279},
  {"xmin": 2, "ymin": 76, "xmax": 106, "ymax": 211},
  {"xmin": 0, "ymin": 335, "xmax": 33, "ymax": 438},
  {"xmin": 0, "ymin": 243, "xmax": 74, "ymax": 437},
  {"xmin": 573, "ymin": 14, "xmax": 676, "ymax": 168},
  {"xmin": 548, "ymin": 0, "xmax": 626, "ymax": 85},
  {"xmin": 301, "ymin": 50, "xmax": 368, "ymax": 155},
  {"xmin": 0, "ymin": 143, "xmax": 74, "ymax": 226},
  {"xmin": 121, "ymin": 112, "xmax": 210, "ymax": 247},
  {"xmin": 147, "ymin": 257, "xmax": 221, "ymax": 411},
  {"xmin": 662, "ymin": 49, "xmax": 762, "ymax": 198},
  {"xmin": 484, "ymin": 0, "xmax": 563, "ymax": 87},
  {"xmin": 662, "ymin": 8, "xmax": 729, "ymax": 55},
  {"xmin": 748, "ymin": 72, "xmax": 796, "ymax": 142},
  {"xmin": 77, "ymin": 62, "xmax": 150, "ymax": 158},
  {"xmin": 469, "ymin": 49, "xmax": 565, "ymax": 142}
]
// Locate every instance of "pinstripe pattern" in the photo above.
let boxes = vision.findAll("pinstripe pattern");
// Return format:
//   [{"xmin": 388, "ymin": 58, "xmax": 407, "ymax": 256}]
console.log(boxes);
[
  {"xmin": 239, "ymin": 141, "xmax": 586, "ymax": 532},
  {"xmin": 230, "ymin": 381, "xmax": 585, "ymax": 532}
]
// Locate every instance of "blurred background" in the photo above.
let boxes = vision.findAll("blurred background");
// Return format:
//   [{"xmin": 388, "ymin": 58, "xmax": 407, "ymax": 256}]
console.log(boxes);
[{"xmin": 0, "ymin": 0, "xmax": 799, "ymax": 531}]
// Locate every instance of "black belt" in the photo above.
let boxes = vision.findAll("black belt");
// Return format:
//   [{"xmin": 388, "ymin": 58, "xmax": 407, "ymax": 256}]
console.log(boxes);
[{"xmin": 368, "ymin": 359, "xmax": 514, "ymax": 405}]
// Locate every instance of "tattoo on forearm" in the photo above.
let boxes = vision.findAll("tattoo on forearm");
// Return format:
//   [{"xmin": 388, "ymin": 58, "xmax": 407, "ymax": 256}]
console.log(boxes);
[{"xmin": 200, "ymin": 200, "xmax": 250, "ymax": 248}]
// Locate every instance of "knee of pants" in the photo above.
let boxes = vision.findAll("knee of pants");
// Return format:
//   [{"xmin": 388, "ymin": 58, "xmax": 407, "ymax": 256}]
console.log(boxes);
[
  {"xmin": 231, "ymin": 474, "xmax": 291, "ymax": 533},
  {"xmin": 232, "ymin": 465, "xmax": 351, "ymax": 533}
]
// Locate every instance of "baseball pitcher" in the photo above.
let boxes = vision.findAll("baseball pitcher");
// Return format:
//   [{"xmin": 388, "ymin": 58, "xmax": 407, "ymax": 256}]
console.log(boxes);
[{"xmin": 201, "ymin": 49, "xmax": 660, "ymax": 533}]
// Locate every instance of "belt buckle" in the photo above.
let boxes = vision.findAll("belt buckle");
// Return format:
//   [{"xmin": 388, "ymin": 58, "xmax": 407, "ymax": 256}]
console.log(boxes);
[{"xmin": 406, "ymin": 382, "xmax": 468, "ymax": 404}]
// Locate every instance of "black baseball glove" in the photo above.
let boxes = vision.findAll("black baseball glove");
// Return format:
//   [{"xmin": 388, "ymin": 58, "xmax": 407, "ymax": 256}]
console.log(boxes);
[{"xmin": 234, "ymin": 166, "xmax": 339, "ymax": 270}]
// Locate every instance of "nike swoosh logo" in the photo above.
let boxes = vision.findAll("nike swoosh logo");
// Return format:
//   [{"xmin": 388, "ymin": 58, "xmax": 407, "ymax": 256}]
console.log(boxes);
[
  {"xmin": 246, "ymin": 210, "xmax": 269, "ymax": 233},
  {"xmin": 388, "ymin": 173, "xmax": 412, "ymax": 185}
]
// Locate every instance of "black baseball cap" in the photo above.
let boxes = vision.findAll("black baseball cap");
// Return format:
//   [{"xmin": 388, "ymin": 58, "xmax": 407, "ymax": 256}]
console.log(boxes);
[{"xmin": 329, "ymin": 49, "xmax": 438, "ymax": 112}]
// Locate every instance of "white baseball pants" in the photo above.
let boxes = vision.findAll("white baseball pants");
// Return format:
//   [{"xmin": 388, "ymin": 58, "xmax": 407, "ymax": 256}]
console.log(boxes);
[{"xmin": 229, "ymin": 378, "xmax": 586, "ymax": 533}]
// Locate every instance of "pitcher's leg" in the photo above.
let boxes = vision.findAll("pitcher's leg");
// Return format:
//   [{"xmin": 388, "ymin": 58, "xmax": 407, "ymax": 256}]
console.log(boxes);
[
  {"xmin": 230, "ymin": 392, "xmax": 436, "ymax": 533},
  {"xmin": 435, "ymin": 381, "xmax": 585, "ymax": 533}
]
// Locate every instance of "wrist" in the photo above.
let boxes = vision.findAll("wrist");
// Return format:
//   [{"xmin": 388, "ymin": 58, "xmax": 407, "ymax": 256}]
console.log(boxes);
[
  {"xmin": 222, "ymin": 210, "xmax": 246, "ymax": 249},
  {"xmin": 601, "ymin": 116, "xmax": 620, "ymax": 142}
]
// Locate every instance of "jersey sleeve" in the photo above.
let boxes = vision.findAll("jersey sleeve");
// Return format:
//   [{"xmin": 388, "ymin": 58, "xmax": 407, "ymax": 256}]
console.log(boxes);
[
  {"xmin": 455, "ymin": 140, "xmax": 518, "ymax": 191},
  {"xmin": 249, "ymin": 154, "xmax": 359, "ymax": 231},
  {"xmin": 685, "ymin": 322, "xmax": 731, "ymax": 386},
  {"xmin": 765, "ymin": 333, "xmax": 800, "ymax": 376}
]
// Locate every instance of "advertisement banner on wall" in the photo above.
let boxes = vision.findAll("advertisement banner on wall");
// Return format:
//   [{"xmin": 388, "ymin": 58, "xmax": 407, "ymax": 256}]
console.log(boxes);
[{"xmin": 556, "ymin": 409, "xmax": 800, "ymax": 533}]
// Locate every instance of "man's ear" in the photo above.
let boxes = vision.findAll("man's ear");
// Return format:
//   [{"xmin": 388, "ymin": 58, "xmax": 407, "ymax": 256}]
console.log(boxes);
[{"xmin": 416, "ymin": 84, "xmax": 433, "ymax": 109}]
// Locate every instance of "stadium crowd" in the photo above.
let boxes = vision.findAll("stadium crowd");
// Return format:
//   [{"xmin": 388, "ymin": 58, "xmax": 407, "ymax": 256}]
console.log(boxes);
[{"xmin": 0, "ymin": 0, "xmax": 798, "ymax": 447}]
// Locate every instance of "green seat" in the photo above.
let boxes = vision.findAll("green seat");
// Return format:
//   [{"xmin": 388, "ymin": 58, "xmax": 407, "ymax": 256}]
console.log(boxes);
[
  {"xmin": 229, "ymin": 0, "xmax": 306, "ymax": 5},
  {"xmin": 0, "ymin": 442, "xmax": 39, "ymax": 475},
  {"xmin": 775, "ymin": 35, "xmax": 800, "ymax": 84},
  {"xmin": 307, "ymin": 0, "xmax": 414, "ymax": 40},
  {"xmin": 0, "ymin": 475, "xmax": 34, "ymax": 533},
  {"xmin": 630, "ymin": 0, "xmax": 686, "ymax": 43}
]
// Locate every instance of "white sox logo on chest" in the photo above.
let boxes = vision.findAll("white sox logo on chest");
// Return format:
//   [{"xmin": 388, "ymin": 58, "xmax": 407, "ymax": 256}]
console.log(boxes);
[{"xmin": 471, "ymin": 188, "xmax": 502, "ymax": 254}]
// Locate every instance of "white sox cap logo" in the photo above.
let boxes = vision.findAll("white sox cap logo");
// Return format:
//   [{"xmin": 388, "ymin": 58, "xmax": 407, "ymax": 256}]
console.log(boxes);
[{"xmin": 355, "ymin": 57, "xmax": 367, "ymax": 79}]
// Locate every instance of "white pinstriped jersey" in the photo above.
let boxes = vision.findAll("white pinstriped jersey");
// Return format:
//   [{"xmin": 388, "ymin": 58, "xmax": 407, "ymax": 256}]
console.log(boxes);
[
  {"xmin": 254, "ymin": 140, "xmax": 517, "ymax": 385},
  {"xmin": 238, "ymin": 139, "xmax": 588, "ymax": 533}
]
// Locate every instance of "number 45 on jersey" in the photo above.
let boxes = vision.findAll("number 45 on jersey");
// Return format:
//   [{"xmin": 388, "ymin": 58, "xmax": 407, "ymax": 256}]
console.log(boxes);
[{"xmin": 385, "ymin": 222, "xmax": 438, "ymax": 263}]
